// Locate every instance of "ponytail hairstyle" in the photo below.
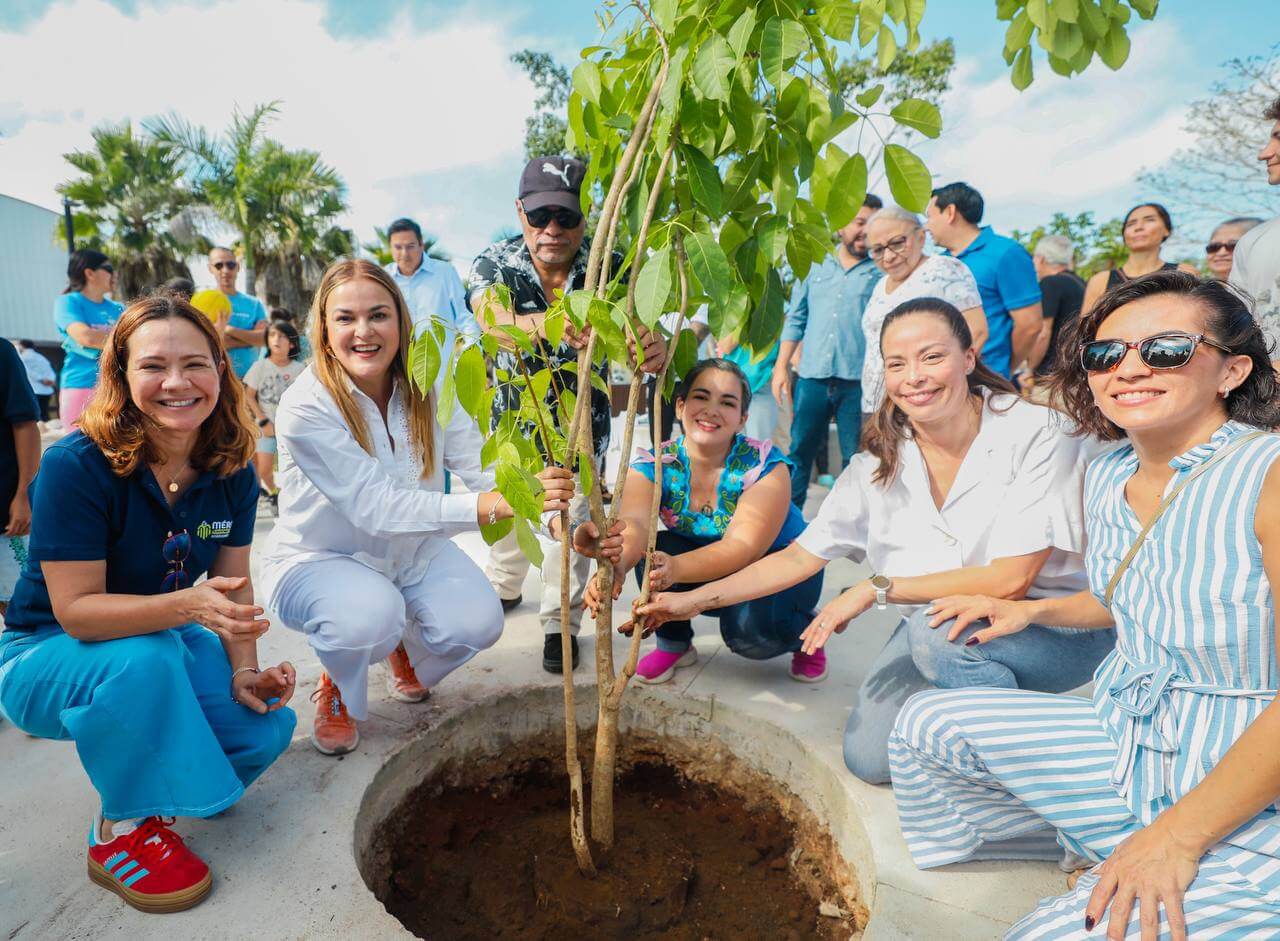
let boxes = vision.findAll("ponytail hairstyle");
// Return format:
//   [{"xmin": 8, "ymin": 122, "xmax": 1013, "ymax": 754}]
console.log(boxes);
[
  {"xmin": 309, "ymin": 259, "xmax": 436, "ymax": 478},
  {"xmin": 864, "ymin": 296, "xmax": 1017, "ymax": 485},
  {"xmin": 65, "ymin": 249, "xmax": 111, "ymax": 294}
]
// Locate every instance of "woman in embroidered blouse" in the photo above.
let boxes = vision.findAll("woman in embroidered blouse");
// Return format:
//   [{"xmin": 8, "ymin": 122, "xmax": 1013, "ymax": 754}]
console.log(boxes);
[
  {"xmin": 582, "ymin": 358, "xmax": 824, "ymax": 683},
  {"xmin": 635, "ymin": 298, "xmax": 1111, "ymax": 785},
  {"xmin": 892, "ymin": 272, "xmax": 1280, "ymax": 939},
  {"xmin": 260, "ymin": 260, "xmax": 573, "ymax": 756}
]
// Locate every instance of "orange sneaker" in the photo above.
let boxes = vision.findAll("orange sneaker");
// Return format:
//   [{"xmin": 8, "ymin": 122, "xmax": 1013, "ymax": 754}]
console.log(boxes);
[
  {"xmin": 385, "ymin": 643, "xmax": 430, "ymax": 703},
  {"xmin": 310, "ymin": 673, "xmax": 358, "ymax": 756}
]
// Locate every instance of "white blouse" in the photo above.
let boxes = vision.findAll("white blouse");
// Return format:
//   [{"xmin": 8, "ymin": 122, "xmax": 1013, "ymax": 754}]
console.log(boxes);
[
  {"xmin": 259, "ymin": 365, "xmax": 494, "ymax": 600},
  {"xmin": 796, "ymin": 395, "xmax": 1093, "ymax": 618},
  {"xmin": 860, "ymin": 254, "xmax": 983, "ymax": 412}
]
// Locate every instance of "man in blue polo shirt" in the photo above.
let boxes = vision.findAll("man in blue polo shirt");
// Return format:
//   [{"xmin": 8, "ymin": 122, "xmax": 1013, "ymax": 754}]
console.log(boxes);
[
  {"xmin": 208, "ymin": 246, "xmax": 268, "ymax": 379},
  {"xmin": 924, "ymin": 182, "xmax": 1042, "ymax": 378},
  {"xmin": 384, "ymin": 217, "xmax": 479, "ymax": 346}
]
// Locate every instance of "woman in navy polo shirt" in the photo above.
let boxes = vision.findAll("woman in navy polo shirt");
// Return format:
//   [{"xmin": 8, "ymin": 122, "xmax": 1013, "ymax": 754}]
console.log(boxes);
[{"xmin": 0, "ymin": 295, "xmax": 296, "ymax": 914}]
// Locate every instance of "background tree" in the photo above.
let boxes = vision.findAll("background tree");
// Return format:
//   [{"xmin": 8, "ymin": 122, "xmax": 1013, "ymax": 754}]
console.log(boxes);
[
  {"xmin": 1013, "ymin": 210, "xmax": 1127, "ymax": 278},
  {"xmin": 512, "ymin": 50, "xmax": 576, "ymax": 159},
  {"xmin": 363, "ymin": 226, "xmax": 451, "ymax": 266},
  {"xmin": 1139, "ymin": 43, "xmax": 1280, "ymax": 231},
  {"xmin": 56, "ymin": 120, "xmax": 205, "ymax": 300}
]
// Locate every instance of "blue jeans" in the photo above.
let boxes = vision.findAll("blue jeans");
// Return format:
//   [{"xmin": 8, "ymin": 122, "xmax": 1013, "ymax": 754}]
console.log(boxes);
[
  {"xmin": 0, "ymin": 624, "xmax": 295, "ymax": 820},
  {"xmin": 636, "ymin": 530, "xmax": 824, "ymax": 660},
  {"xmin": 788, "ymin": 376, "xmax": 862, "ymax": 506},
  {"xmin": 842, "ymin": 607, "xmax": 1115, "ymax": 784}
]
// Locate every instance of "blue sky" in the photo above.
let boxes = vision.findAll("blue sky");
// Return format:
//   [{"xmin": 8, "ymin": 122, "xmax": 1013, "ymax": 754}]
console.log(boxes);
[{"xmin": 1, "ymin": 0, "xmax": 1274, "ymax": 279}]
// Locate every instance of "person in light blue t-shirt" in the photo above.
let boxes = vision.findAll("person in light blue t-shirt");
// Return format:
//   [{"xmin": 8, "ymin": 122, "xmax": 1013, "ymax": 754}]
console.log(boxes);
[
  {"xmin": 52, "ymin": 249, "xmax": 123, "ymax": 427},
  {"xmin": 925, "ymin": 182, "xmax": 1042, "ymax": 379},
  {"xmin": 208, "ymin": 247, "xmax": 267, "ymax": 378}
]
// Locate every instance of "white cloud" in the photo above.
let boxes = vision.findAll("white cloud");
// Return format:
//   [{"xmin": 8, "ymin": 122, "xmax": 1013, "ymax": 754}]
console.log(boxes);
[{"xmin": 0, "ymin": 0, "xmax": 539, "ymax": 271}]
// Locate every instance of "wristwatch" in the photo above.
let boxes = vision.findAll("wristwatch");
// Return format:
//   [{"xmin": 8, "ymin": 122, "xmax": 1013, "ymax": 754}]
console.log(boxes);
[{"xmin": 869, "ymin": 574, "xmax": 892, "ymax": 610}]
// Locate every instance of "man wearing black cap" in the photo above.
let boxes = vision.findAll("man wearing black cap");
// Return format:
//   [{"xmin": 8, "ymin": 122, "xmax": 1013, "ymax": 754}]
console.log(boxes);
[{"xmin": 467, "ymin": 154, "xmax": 667, "ymax": 673}]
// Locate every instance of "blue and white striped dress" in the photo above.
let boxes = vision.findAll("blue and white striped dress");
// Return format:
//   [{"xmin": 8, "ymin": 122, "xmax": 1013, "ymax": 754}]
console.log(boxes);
[{"xmin": 888, "ymin": 421, "xmax": 1280, "ymax": 938}]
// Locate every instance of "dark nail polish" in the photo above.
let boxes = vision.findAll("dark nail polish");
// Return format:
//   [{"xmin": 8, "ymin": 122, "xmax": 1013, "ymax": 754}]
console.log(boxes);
[
  {"xmin": 1084, "ymin": 915, "xmax": 1095, "ymax": 931},
  {"xmin": 965, "ymin": 637, "xmax": 980, "ymax": 646}
]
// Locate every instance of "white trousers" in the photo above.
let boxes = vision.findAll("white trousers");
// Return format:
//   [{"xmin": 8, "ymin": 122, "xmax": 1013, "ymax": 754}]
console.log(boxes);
[
  {"xmin": 270, "ymin": 542, "xmax": 504, "ymax": 721},
  {"xmin": 485, "ymin": 489, "xmax": 591, "ymax": 635}
]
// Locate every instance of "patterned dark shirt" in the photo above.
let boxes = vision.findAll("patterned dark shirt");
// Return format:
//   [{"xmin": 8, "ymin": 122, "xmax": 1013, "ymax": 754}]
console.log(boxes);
[{"xmin": 467, "ymin": 236, "xmax": 615, "ymax": 462}]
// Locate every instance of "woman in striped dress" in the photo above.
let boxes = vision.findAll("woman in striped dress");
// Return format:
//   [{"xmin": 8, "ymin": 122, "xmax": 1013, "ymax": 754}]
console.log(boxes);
[{"xmin": 888, "ymin": 271, "xmax": 1280, "ymax": 939}]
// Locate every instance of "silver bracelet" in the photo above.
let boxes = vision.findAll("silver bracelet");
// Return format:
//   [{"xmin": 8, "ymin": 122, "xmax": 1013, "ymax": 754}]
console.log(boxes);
[{"xmin": 229, "ymin": 666, "xmax": 259, "ymax": 702}]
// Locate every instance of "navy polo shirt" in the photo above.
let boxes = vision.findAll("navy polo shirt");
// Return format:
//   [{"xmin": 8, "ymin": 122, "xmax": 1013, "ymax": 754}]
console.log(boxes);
[
  {"xmin": 949, "ymin": 226, "xmax": 1042, "ymax": 378},
  {"xmin": 4, "ymin": 431, "xmax": 258, "ymax": 633}
]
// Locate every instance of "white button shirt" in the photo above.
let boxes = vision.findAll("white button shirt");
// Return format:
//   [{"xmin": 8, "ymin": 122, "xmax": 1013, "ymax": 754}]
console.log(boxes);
[
  {"xmin": 259, "ymin": 365, "xmax": 494, "ymax": 601},
  {"xmin": 797, "ymin": 394, "xmax": 1094, "ymax": 617}
]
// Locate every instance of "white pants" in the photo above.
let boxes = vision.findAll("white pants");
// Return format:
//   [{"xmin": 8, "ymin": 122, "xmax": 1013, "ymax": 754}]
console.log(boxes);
[
  {"xmin": 270, "ymin": 542, "xmax": 504, "ymax": 721},
  {"xmin": 485, "ymin": 489, "xmax": 591, "ymax": 636}
]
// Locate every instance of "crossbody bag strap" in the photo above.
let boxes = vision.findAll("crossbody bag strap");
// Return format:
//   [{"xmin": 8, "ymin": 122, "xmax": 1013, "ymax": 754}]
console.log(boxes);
[{"xmin": 1104, "ymin": 431, "xmax": 1266, "ymax": 608}]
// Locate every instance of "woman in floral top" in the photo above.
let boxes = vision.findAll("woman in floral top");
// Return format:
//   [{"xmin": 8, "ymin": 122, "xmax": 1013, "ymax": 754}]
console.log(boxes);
[{"xmin": 584, "ymin": 359, "xmax": 825, "ymax": 684}]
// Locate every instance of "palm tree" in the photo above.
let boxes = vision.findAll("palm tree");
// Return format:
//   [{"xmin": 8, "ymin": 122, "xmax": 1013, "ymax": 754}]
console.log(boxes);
[
  {"xmin": 145, "ymin": 102, "xmax": 282, "ymax": 296},
  {"xmin": 56, "ymin": 120, "xmax": 205, "ymax": 300},
  {"xmin": 362, "ymin": 226, "xmax": 451, "ymax": 266}
]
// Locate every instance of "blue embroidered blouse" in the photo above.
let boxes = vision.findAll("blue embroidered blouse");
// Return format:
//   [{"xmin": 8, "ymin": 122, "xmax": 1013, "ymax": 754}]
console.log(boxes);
[{"xmin": 632, "ymin": 433, "xmax": 806, "ymax": 550}]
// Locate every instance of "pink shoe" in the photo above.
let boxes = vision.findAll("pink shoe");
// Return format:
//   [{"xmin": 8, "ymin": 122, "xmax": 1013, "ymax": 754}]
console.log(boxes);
[
  {"xmin": 789, "ymin": 648, "xmax": 827, "ymax": 683},
  {"xmin": 635, "ymin": 646, "xmax": 698, "ymax": 685}
]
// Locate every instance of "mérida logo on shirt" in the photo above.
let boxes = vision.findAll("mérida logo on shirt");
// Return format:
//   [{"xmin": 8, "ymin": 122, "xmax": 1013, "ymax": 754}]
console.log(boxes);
[{"xmin": 196, "ymin": 519, "xmax": 233, "ymax": 541}]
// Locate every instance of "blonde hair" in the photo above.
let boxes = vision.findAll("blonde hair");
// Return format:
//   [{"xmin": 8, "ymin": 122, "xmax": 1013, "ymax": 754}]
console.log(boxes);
[
  {"xmin": 79, "ymin": 295, "xmax": 256, "ymax": 478},
  {"xmin": 309, "ymin": 259, "xmax": 435, "ymax": 477}
]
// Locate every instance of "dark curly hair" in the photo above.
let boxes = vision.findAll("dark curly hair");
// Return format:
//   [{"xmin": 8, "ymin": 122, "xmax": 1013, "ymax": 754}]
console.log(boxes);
[{"xmin": 1048, "ymin": 270, "xmax": 1280, "ymax": 440}]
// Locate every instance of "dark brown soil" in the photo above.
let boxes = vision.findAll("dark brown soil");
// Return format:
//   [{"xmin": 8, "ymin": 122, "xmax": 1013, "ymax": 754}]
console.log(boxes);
[{"xmin": 377, "ymin": 757, "xmax": 858, "ymax": 940}]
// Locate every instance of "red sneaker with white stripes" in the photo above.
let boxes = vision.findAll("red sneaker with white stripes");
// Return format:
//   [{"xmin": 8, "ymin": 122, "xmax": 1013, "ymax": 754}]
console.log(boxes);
[{"xmin": 87, "ymin": 816, "xmax": 212, "ymax": 913}]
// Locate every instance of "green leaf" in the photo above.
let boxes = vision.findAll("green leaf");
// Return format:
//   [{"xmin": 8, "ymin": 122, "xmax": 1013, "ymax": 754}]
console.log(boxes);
[
  {"xmin": 1026, "ymin": 0, "xmax": 1050, "ymax": 28},
  {"xmin": 577, "ymin": 449, "xmax": 594, "ymax": 503},
  {"xmin": 1053, "ymin": 0, "xmax": 1080, "ymax": 22},
  {"xmin": 455, "ymin": 344, "xmax": 487, "ymax": 419},
  {"xmin": 479, "ymin": 516, "xmax": 513, "ymax": 546},
  {"xmin": 566, "ymin": 90, "xmax": 586, "ymax": 153},
  {"xmin": 819, "ymin": 0, "xmax": 856, "ymax": 41},
  {"xmin": 749, "ymin": 269, "xmax": 785, "ymax": 356},
  {"xmin": 543, "ymin": 307, "xmax": 566, "ymax": 347},
  {"xmin": 685, "ymin": 231, "xmax": 732, "ymax": 312},
  {"xmin": 672, "ymin": 327, "xmax": 699, "ymax": 383},
  {"xmin": 496, "ymin": 324, "xmax": 536, "ymax": 356},
  {"xmin": 827, "ymin": 152, "xmax": 869, "ymax": 228},
  {"xmin": 692, "ymin": 33, "xmax": 734, "ymax": 101},
  {"xmin": 858, "ymin": 0, "xmax": 885, "ymax": 46},
  {"xmin": 680, "ymin": 144, "xmax": 724, "ymax": 217},
  {"xmin": 855, "ymin": 83, "xmax": 884, "ymax": 108},
  {"xmin": 659, "ymin": 46, "xmax": 687, "ymax": 115},
  {"xmin": 572, "ymin": 61, "xmax": 602, "ymax": 105},
  {"xmin": 408, "ymin": 329, "xmax": 441, "ymax": 396},
  {"xmin": 1077, "ymin": 0, "xmax": 1109, "ymax": 39},
  {"xmin": 436, "ymin": 347, "xmax": 457, "ymax": 426},
  {"xmin": 1097, "ymin": 23, "xmax": 1130, "ymax": 69},
  {"xmin": 1005, "ymin": 10, "xmax": 1034, "ymax": 52},
  {"xmin": 758, "ymin": 215, "xmax": 789, "ymax": 264},
  {"xmin": 587, "ymin": 299, "xmax": 628, "ymax": 364},
  {"xmin": 1050, "ymin": 22, "xmax": 1085, "ymax": 59},
  {"xmin": 883, "ymin": 143, "xmax": 932, "ymax": 212},
  {"xmin": 1129, "ymin": 0, "xmax": 1157, "ymax": 18},
  {"xmin": 723, "ymin": 152, "xmax": 762, "ymax": 209},
  {"xmin": 633, "ymin": 246, "xmax": 673, "ymax": 328},
  {"xmin": 876, "ymin": 24, "xmax": 898, "ymax": 70},
  {"xmin": 513, "ymin": 516, "xmax": 543, "ymax": 567},
  {"xmin": 727, "ymin": 8, "xmax": 757, "ymax": 58},
  {"xmin": 1011, "ymin": 45, "xmax": 1034, "ymax": 90},
  {"xmin": 652, "ymin": 0, "xmax": 678, "ymax": 31},
  {"xmin": 566, "ymin": 290, "xmax": 593, "ymax": 329},
  {"xmin": 889, "ymin": 98, "xmax": 942, "ymax": 138},
  {"xmin": 761, "ymin": 17, "xmax": 809, "ymax": 88}
]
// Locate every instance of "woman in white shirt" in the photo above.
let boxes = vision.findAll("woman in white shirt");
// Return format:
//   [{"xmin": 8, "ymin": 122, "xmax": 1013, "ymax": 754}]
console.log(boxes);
[
  {"xmin": 860, "ymin": 206, "xmax": 987, "ymax": 415},
  {"xmin": 635, "ymin": 296, "xmax": 1113, "ymax": 783},
  {"xmin": 260, "ymin": 260, "xmax": 573, "ymax": 756}
]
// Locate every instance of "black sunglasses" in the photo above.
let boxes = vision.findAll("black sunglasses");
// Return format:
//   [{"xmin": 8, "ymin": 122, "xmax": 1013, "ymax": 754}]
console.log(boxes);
[
  {"xmin": 1205, "ymin": 240, "xmax": 1238, "ymax": 255},
  {"xmin": 524, "ymin": 206, "xmax": 584, "ymax": 230},
  {"xmin": 161, "ymin": 529, "xmax": 191, "ymax": 593},
  {"xmin": 1079, "ymin": 332, "xmax": 1233, "ymax": 373},
  {"xmin": 212, "ymin": 260, "xmax": 239, "ymax": 271}
]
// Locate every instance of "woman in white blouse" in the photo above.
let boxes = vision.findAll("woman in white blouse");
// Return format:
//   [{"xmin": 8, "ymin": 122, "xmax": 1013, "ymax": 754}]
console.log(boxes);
[
  {"xmin": 635, "ymin": 297, "xmax": 1113, "ymax": 784},
  {"xmin": 260, "ymin": 260, "xmax": 573, "ymax": 756},
  {"xmin": 860, "ymin": 206, "xmax": 988, "ymax": 415}
]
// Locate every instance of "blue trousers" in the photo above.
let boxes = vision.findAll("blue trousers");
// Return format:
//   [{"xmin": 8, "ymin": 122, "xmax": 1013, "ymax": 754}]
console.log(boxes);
[
  {"xmin": 0, "ymin": 624, "xmax": 295, "ymax": 820},
  {"xmin": 842, "ymin": 607, "xmax": 1115, "ymax": 785},
  {"xmin": 637, "ymin": 530, "xmax": 824, "ymax": 660},
  {"xmin": 788, "ymin": 376, "xmax": 862, "ymax": 506}
]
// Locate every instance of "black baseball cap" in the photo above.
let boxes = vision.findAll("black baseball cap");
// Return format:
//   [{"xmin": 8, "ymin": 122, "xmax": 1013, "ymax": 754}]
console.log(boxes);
[{"xmin": 519, "ymin": 155, "xmax": 586, "ymax": 212}]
